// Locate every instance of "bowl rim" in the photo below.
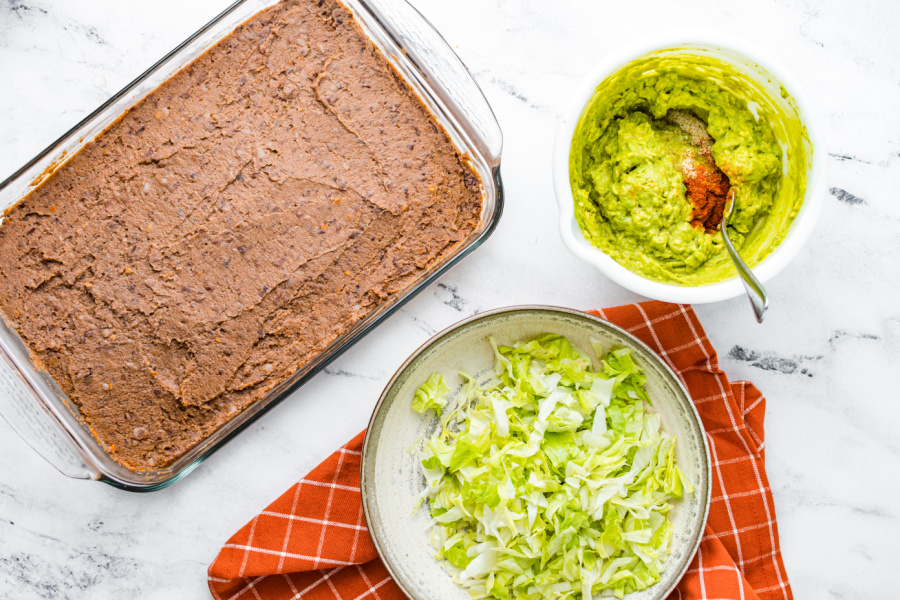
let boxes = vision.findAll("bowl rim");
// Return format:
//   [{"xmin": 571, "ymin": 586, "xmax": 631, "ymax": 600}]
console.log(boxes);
[
  {"xmin": 552, "ymin": 31, "xmax": 826, "ymax": 304},
  {"xmin": 361, "ymin": 304, "xmax": 713, "ymax": 600}
]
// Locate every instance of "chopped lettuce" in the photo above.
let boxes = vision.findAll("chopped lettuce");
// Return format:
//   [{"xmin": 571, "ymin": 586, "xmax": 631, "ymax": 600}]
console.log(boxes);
[
  {"xmin": 412, "ymin": 373, "xmax": 451, "ymax": 416},
  {"xmin": 412, "ymin": 335, "xmax": 691, "ymax": 599}
]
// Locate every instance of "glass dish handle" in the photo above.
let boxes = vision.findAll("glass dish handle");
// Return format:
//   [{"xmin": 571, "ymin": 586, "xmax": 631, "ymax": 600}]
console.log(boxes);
[
  {"xmin": 364, "ymin": 0, "xmax": 503, "ymax": 166},
  {"xmin": 0, "ymin": 353, "xmax": 94, "ymax": 479}
]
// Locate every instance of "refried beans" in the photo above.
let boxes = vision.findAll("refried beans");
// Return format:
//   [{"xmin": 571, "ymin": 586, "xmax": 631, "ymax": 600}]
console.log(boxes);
[{"xmin": 0, "ymin": 0, "xmax": 482, "ymax": 470}]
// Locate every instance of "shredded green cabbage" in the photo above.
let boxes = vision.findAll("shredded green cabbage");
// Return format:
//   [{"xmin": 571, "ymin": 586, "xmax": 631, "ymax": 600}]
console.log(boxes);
[
  {"xmin": 412, "ymin": 373, "xmax": 451, "ymax": 416},
  {"xmin": 411, "ymin": 334, "xmax": 692, "ymax": 599}
]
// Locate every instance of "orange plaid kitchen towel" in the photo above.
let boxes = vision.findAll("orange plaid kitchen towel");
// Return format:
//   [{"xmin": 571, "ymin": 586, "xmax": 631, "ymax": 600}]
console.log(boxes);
[{"xmin": 208, "ymin": 301, "xmax": 792, "ymax": 600}]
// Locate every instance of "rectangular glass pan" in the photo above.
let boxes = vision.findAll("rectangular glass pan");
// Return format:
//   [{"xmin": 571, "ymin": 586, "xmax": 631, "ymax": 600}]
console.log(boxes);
[{"xmin": 0, "ymin": 0, "xmax": 503, "ymax": 491}]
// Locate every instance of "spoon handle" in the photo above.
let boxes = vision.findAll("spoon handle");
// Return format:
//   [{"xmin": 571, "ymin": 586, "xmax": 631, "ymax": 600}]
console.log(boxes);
[{"xmin": 721, "ymin": 226, "xmax": 769, "ymax": 322}]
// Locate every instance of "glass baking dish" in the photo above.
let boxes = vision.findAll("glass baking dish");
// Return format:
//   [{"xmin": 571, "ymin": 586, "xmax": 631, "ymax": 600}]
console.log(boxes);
[{"xmin": 0, "ymin": 0, "xmax": 503, "ymax": 491}]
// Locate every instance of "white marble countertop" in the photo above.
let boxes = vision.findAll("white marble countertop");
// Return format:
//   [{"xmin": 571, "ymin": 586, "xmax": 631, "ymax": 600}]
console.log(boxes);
[{"xmin": 1, "ymin": 1, "xmax": 897, "ymax": 598}]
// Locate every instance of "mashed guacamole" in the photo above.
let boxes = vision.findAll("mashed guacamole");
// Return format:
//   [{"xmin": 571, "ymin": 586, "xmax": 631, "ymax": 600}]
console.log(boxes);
[{"xmin": 570, "ymin": 53, "xmax": 808, "ymax": 285}]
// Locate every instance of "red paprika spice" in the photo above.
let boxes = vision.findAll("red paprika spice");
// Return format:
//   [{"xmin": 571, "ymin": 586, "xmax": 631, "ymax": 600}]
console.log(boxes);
[
  {"xmin": 667, "ymin": 109, "xmax": 731, "ymax": 233},
  {"xmin": 682, "ymin": 151, "xmax": 730, "ymax": 233}
]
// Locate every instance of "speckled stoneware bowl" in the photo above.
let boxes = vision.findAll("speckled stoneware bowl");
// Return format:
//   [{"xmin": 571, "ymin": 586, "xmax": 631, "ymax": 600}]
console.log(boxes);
[{"xmin": 361, "ymin": 306, "xmax": 711, "ymax": 600}]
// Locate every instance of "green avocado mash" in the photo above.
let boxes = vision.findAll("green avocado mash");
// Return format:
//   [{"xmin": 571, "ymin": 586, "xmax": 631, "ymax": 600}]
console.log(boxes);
[{"xmin": 570, "ymin": 52, "xmax": 809, "ymax": 285}]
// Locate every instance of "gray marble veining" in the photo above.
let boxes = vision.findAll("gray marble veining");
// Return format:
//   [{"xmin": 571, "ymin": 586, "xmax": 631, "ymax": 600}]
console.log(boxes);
[{"xmin": 1, "ymin": 0, "xmax": 898, "ymax": 598}]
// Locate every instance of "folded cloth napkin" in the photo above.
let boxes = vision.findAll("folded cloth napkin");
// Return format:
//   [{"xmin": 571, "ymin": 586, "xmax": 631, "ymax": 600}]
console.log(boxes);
[{"xmin": 208, "ymin": 301, "xmax": 792, "ymax": 600}]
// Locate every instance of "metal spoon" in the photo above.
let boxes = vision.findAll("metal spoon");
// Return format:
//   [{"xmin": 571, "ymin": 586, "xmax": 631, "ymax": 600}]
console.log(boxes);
[
  {"xmin": 720, "ymin": 191, "xmax": 768, "ymax": 322},
  {"xmin": 667, "ymin": 109, "xmax": 769, "ymax": 322}
]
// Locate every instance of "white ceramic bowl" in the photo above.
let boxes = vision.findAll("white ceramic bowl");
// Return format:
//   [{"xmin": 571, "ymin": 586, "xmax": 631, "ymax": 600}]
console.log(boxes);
[
  {"xmin": 362, "ymin": 306, "xmax": 711, "ymax": 600},
  {"xmin": 553, "ymin": 33, "xmax": 825, "ymax": 303}
]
